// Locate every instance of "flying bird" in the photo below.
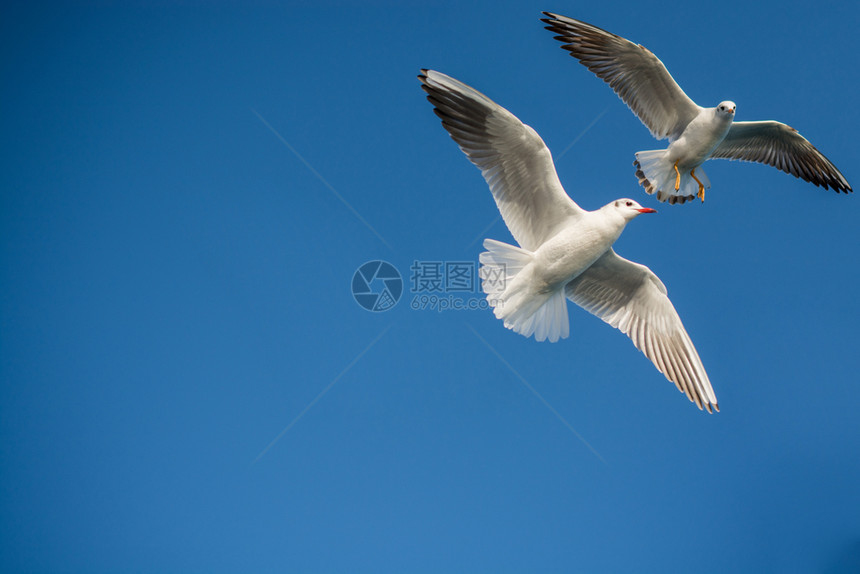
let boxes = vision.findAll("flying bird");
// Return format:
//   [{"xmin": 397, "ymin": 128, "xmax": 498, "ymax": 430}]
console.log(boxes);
[
  {"xmin": 542, "ymin": 12, "xmax": 852, "ymax": 204},
  {"xmin": 419, "ymin": 69, "xmax": 718, "ymax": 412}
]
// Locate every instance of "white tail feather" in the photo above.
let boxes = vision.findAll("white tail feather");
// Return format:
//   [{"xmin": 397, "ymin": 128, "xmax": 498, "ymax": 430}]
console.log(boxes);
[
  {"xmin": 634, "ymin": 150, "xmax": 710, "ymax": 205},
  {"xmin": 479, "ymin": 239, "xmax": 569, "ymax": 343}
]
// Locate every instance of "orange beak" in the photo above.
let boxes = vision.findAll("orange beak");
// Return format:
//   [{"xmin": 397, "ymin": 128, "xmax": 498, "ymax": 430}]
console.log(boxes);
[{"xmin": 637, "ymin": 208, "xmax": 657, "ymax": 214}]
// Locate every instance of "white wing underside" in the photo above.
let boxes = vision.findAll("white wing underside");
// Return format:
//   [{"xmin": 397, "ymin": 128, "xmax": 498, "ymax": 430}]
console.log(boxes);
[
  {"xmin": 419, "ymin": 69, "xmax": 584, "ymax": 251},
  {"xmin": 566, "ymin": 249, "xmax": 718, "ymax": 412},
  {"xmin": 542, "ymin": 12, "xmax": 701, "ymax": 142}
]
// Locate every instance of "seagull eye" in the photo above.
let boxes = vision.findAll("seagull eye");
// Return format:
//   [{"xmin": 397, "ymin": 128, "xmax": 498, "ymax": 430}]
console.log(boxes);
[{"xmin": 625, "ymin": 201, "xmax": 632, "ymax": 207}]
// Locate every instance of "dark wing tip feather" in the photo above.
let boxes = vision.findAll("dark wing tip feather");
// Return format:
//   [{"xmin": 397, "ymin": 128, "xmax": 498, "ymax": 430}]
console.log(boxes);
[{"xmin": 786, "ymin": 157, "xmax": 850, "ymax": 193}]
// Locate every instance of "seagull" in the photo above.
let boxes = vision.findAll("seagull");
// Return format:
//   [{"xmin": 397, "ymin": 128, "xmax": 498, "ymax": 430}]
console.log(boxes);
[
  {"xmin": 419, "ymin": 69, "xmax": 719, "ymax": 412},
  {"xmin": 541, "ymin": 12, "xmax": 852, "ymax": 204}
]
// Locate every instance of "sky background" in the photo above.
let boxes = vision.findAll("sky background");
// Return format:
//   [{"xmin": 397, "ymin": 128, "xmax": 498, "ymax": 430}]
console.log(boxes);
[{"xmin": 2, "ymin": 1, "xmax": 859, "ymax": 572}]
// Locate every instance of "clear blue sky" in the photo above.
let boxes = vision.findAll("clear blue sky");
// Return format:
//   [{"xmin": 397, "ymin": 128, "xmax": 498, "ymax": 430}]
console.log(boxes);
[{"xmin": 2, "ymin": 1, "xmax": 859, "ymax": 572}]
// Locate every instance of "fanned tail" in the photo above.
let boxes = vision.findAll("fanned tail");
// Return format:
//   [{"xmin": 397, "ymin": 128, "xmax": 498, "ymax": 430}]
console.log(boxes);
[
  {"xmin": 634, "ymin": 150, "xmax": 710, "ymax": 205},
  {"xmin": 479, "ymin": 239, "xmax": 569, "ymax": 343}
]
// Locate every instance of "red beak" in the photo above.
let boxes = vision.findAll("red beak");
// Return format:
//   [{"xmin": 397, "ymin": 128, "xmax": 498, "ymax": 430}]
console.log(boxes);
[{"xmin": 637, "ymin": 208, "xmax": 657, "ymax": 214}]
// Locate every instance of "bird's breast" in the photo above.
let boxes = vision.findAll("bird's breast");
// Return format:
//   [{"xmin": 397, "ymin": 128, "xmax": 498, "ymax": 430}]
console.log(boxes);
[
  {"xmin": 669, "ymin": 112, "xmax": 733, "ymax": 166},
  {"xmin": 531, "ymin": 222, "xmax": 620, "ymax": 291}
]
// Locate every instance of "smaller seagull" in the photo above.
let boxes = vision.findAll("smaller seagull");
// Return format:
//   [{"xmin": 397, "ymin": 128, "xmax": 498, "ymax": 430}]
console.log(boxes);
[
  {"xmin": 542, "ymin": 12, "xmax": 852, "ymax": 204},
  {"xmin": 419, "ymin": 69, "xmax": 718, "ymax": 412}
]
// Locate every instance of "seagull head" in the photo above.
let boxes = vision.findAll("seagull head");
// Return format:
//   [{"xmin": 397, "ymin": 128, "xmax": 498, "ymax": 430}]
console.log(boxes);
[
  {"xmin": 612, "ymin": 199, "xmax": 657, "ymax": 221},
  {"xmin": 717, "ymin": 101, "xmax": 736, "ymax": 117}
]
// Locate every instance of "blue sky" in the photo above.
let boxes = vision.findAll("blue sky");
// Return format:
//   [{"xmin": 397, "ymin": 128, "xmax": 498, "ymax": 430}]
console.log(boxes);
[{"xmin": 2, "ymin": 1, "xmax": 859, "ymax": 572}]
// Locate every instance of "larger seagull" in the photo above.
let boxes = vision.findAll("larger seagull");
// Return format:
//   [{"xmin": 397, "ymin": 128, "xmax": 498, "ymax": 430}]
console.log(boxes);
[
  {"xmin": 542, "ymin": 12, "xmax": 852, "ymax": 204},
  {"xmin": 419, "ymin": 69, "xmax": 718, "ymax": 412}
]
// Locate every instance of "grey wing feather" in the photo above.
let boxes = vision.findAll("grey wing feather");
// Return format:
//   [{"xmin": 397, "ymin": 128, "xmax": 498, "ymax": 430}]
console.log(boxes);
[
  {"xmin": 419, "ymin": 70, "xmax": 584, "ymax": 251},
  {"xmin": 566, "ymin": 250, "xmax": 718, "ymax": 413},
  {"xmin": 542, "ymin": 12, "xmax": 700, "ymax": 141},
  {"xmin": 712, "ymin": 121, "xmax": 851, "ymax": 192}
]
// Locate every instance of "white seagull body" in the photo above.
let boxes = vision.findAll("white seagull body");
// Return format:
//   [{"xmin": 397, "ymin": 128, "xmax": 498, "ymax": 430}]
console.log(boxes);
[
  {"xmin": 419, "ymin": 69, "xmax": 719, "ymax": 412},
  {"xmin": 542, "ymin": 13, "xmax": 852, "ymax": 204}
]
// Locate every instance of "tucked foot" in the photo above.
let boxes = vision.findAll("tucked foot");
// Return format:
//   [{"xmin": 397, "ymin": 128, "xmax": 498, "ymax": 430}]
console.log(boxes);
[
  {"xmin": 690, "ymin": 169, "xmax": 705, "ymax": 202},
  {"xmin": 673, "ymin": 160, "xmax": 681, "ymax": 191}
]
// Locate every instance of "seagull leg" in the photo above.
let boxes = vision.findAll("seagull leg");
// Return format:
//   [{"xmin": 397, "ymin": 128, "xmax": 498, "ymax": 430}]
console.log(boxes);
[
  {"xmin": 673, "ymin": 160, "xmax": 681, "ymax": 191},
  {"xmin": 690, "ymin": 169, "xmax": 706, "ymax": 202}
]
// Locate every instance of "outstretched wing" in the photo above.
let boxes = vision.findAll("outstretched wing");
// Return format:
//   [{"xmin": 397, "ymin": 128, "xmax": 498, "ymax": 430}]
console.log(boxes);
[
  {"xmin": 542, "ymin": 12, "xmax": 701, "ymax": 142},
  {"xmin": 419, "ymin": 69, "xmax": 584, "ymax": 251},
  {"xmin": 566, "ymin": 249, "xmax": 718, "ymax": 413},
  {"xmin": 711, "ymin": 120, "xmax": 851, "ymax": 192}
]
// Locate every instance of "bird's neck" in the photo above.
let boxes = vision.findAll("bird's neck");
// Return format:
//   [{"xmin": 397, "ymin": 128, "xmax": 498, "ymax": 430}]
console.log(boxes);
[{"xmin": 595, "ymin": 206, "xmax": 631, "ymax": 235}]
